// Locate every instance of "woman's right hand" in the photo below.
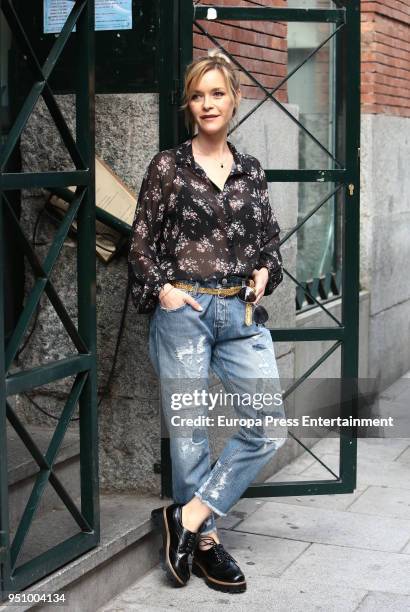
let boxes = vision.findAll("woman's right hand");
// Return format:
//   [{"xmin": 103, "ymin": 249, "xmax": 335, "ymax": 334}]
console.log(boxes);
[{"xmin": 159, "ymin": 285, "xmax": 203, "ymax": 311}]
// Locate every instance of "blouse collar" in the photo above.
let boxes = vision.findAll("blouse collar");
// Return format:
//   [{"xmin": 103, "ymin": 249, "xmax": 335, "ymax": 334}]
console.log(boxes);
[{"xmin": 175, "ymin": 137, "xmax": 254, "ymax": 177}]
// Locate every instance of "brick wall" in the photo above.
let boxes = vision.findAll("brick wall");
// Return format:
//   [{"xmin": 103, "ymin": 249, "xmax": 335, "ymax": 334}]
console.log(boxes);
[
  {"xmin": 193, "ymin": 0, "xmax": 410, "ymax": 117},
  {"xmin": 193, "ymin": 0, "xmax": 288, "ymax": 103},
  {"xmin": 361, "ymin": 1, "xmax": 410, "ymax": 116}
]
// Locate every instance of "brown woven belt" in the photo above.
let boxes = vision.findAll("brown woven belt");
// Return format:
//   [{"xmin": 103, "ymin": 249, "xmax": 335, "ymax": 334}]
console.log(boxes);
[{"xmin": 170, "ymin": 280, "xmax": 254, "ymax": 326}]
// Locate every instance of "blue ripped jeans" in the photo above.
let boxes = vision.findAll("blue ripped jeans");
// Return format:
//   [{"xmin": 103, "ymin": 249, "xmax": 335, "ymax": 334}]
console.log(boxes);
[{"xmin": 148, "ymin": 276, "xmax": 287, "ymax": 535}]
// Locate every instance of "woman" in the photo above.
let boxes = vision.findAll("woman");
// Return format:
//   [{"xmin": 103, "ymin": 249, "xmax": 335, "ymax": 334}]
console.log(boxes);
[{"xmin": 128, "ymin": 49, "xmax": 287, "ymax": 594}]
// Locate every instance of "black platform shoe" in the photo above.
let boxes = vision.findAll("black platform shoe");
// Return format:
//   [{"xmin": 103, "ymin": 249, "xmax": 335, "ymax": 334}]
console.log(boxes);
[
  {"xmin": 191, "ymin": 537, "xmax": 247, "ymax": 593},
  {"xmin": 151, "ymin": 504, "xmax": 198, "ymax": 587}
]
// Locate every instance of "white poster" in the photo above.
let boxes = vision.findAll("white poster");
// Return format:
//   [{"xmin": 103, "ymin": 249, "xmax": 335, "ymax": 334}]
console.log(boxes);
[{"xmin": 44, "ymin": 0, "xmax": 132, "ymax": 34}]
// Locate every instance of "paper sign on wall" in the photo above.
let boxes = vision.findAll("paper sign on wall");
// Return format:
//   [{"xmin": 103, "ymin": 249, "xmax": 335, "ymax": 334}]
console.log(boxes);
[{"xmin": 44, "ymin": 0, "xmax": 132, "ymax": 34}]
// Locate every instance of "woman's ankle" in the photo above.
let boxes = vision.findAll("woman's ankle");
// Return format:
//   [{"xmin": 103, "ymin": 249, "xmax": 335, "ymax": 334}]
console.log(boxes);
[
  {"xmin": 181, "ymin": 498, "xmax": 211, "ymax": 532},
  {"xmin": 181, "ymin": 505, "xmax": 199, "ymax": 532}
]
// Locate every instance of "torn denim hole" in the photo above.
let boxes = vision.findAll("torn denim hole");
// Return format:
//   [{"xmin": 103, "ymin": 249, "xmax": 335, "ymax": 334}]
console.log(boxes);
[
  {"xmin": 178, "ymin": 436, "xmax": 208, "ymax": 455},
  {"xmin": 207, "ymin": 465, "xmax": 234, "ymax": 502},
  {"xmin": 263, "ymin": 436, "xmax": 287, "ymax": 450},
  {"xmin": 192, "ymin": 428, "xmax": 207, "ymax": 444},
  {"xmin": 261, "ymin": 419, "xmax": 288, "ymax": 448},
  {"xmin": 175, "ymin": 334, "xmax": 207, "ymax": 376}
]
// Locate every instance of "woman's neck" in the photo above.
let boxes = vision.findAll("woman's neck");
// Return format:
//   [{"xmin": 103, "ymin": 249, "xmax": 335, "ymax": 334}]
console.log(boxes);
[{"xmin": 192, "ymin": 131, "xmax": 229, "ymax": 158}]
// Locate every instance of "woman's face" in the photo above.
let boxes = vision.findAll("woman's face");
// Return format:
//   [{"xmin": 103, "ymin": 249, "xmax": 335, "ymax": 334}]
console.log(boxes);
[{"xmin": 188, "ymin": 69, "xmax": 239, "ymax": 135}]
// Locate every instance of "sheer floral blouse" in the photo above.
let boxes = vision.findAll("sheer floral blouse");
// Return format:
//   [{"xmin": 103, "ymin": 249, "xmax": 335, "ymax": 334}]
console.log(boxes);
[{"xmin": 128, "ymin": 137, "xmax": 283, "ymax": 314}]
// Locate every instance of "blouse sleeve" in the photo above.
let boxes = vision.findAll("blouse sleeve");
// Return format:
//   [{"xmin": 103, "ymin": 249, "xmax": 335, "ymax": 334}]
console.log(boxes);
[
  {"xmin": 254, "ymin": 163, "xmax": 284, "ymax": 296},
  {"xmin": 128, "ymin": 153, "xmax": 168, "ymax": 308}
]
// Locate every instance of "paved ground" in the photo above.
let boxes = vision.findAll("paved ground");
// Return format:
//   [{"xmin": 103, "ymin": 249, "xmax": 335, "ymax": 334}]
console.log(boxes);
[{"xmin": 99, "ymin": 373, "xmax": 410, "ymax": 611}]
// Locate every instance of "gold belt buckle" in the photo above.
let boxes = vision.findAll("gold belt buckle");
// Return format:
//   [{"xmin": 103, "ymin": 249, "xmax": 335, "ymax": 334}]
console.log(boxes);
[{"xmin": 211, "ymin": 282, "xmax": 223, "ymax": 297}]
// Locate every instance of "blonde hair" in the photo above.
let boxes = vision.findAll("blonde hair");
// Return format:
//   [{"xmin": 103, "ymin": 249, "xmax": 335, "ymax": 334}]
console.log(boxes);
[{"xmin": 179, "ymin": 49, "xmax": 241, "ymax": 134}]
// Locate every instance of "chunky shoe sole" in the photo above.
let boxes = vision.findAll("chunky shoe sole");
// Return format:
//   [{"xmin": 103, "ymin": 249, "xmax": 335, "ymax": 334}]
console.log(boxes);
[
  {"xmin": 192, "ymin": 560, "xmax": 247, "ymax": 594},
  {"xmin": 151, "ymin": 506, "xmax": 188, "ymax": 587}
]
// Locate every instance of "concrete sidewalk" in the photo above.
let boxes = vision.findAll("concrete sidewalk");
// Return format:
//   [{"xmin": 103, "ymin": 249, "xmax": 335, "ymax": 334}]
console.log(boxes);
[{"xmin": 98, "ymin": 374, "xmax": 410, "ymax": 612}]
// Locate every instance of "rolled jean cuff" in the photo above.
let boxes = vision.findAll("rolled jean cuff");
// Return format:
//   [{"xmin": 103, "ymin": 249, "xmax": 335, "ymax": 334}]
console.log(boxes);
[{"xmin": 194, "ymin": 491, "xmax": 227, "ymax": 517}]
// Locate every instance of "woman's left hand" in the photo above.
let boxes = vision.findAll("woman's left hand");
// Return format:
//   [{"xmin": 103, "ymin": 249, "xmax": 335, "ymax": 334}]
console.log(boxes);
[{"xmin": 251, "ymin": 267, "xmax": 269, "ymax": 304}]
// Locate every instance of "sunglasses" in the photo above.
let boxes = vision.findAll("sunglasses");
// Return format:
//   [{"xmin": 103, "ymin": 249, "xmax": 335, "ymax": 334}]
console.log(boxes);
[{"xmin": 237, "ymin": 282, "xmax": 269, "ymax": 325}]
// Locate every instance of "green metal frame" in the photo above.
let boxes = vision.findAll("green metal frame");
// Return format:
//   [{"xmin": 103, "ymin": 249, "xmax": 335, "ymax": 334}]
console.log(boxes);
[
  {"xmin": 159, "ymin": 0, "xmax": 360, "ymax": 499},
  {"xmin": 0, "ymin": 0, "xmax": 98, "ymax": 600}
]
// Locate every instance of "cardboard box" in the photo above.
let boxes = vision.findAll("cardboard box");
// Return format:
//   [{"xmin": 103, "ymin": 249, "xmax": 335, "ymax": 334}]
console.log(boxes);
[{"xmin": 47, "ymin": 156, "xmax": 136, "ymax": 263}]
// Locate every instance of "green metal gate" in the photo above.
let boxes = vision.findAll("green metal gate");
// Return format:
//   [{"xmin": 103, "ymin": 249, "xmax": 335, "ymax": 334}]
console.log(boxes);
[
  {"xmin": 159, "ymin": 0, "xmax": 360, "ymax": 499},
  {"xmin": 0, "ymin": 0, "xmax": 99, "ymax": 600}
]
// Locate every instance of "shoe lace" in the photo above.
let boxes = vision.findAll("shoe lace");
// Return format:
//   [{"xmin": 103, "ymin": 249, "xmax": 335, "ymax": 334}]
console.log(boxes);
[
  {"xmin": 213, "ymin": 543, "xmax": 237, "ymax": 565},
  {"xmin": 198, "ymin": 537, "xmax": 237, "ymax": 565},
  {"xmin": 181, "ymin": 531, "xmax": 197, "ymax": 555}
]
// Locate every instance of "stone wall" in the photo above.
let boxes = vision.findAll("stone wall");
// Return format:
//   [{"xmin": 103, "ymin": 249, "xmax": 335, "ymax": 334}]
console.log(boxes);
[{"xmin": 360, "ymin": 113, "xmax": 410, "ymax": 388}]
